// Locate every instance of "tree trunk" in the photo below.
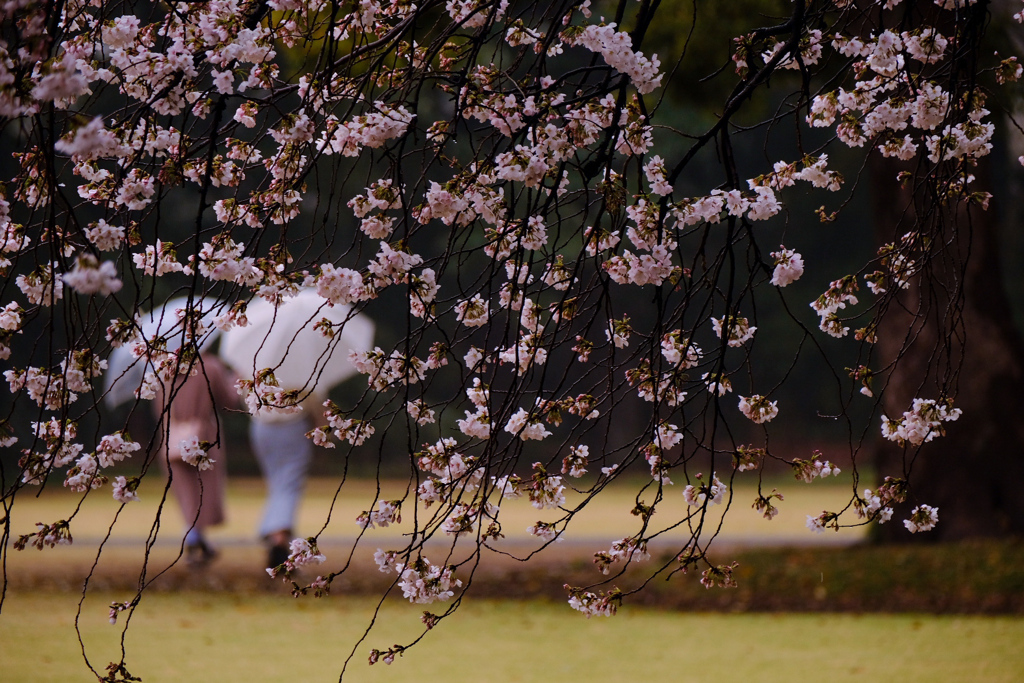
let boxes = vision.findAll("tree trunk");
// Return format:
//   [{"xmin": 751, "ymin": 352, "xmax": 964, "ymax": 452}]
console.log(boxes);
[{"xmin": 871, "ymin": 154, "xmax": 1024, "ymax": 541}]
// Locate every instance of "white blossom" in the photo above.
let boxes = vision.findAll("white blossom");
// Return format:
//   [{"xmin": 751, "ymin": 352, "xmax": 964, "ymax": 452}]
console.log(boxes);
[
  {"xmin": 904, "ymin": 504, "xmax": 939, "ymax": 533},
  {"xmin": 770, "ymin": 247, "xmax": 804, "ymax": 287},
  {"xmin": 178, "ymin": 436, "xmax": 215, "ymax": 470},
  {"xmin": 738, "ymin": 395, "xmax": 779, "ymax": 424}
]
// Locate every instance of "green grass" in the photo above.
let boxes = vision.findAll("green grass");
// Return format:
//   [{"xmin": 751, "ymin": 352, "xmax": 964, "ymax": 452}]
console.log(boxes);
[
  {"xmin": 6, "ymin": 474, "xmax": 866, "ymax": 544},
  {"xmin": 7, "ymin": 476, "xmax": 1023, "ymax": 616},
  {"xmin": 1, "ymin": 593, "xmax": 1021, "ymax": 682},
  {"xmin": 603, "ymin": 538, "xmax": 1024, "ymax": 613},
  {"xmin": 4, "ymin": 474, "xmax": 870, "ymax": 599}
]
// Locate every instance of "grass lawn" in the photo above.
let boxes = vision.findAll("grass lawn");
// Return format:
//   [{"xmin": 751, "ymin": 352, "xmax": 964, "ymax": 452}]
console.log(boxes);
[
  {"xmin": 1, "ymin": 592, "xmax": 1021, "ymax": 683},
  {"xmin": 6, "ymin": 476, "xmax": 1023, "ymax": 613},
  {"xmin": 5, "ymin": 477, "xmax": 1023, "ymax": 681},
  {"xmin": 4, "ymin": 475, "xmax": 868, "ymax": 597},
  {"xmin": 5, "ymin": 474, "xmax": 865, "ymax": 545}
]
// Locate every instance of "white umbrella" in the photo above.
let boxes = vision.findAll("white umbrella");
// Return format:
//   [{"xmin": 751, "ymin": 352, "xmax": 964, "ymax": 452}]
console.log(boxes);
[
  {"xmin": 219, "ymin": 289, "xmax": 374, "ymax": 392},
  {"xmin": 103, "ymin": 297, "xmax": 221, "ymax": 408}
]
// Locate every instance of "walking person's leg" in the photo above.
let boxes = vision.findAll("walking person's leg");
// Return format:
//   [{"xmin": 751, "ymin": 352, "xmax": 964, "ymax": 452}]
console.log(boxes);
[
  {"xmin": 167, "ymin": 457, "xmax": 221, "ymax": 565},
  {"xmin": 250, "ymin": 416, "xmax": 314, "ymax": 568}
]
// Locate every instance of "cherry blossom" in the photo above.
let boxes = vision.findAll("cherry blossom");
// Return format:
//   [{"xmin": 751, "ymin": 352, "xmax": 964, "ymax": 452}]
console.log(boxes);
[
  {"xmin": 0, "ymin": 0, "xmax": 1012, "ymax": 668},
  {"xmin": 396, "ymin": 557, "xmax": 462, "ymax": 604},
  {"xmin": 357, "ymin": 500, "xmax": 402, "ymax": 530},
  {"xmin": 683, "ymin": 474, "xmax": 727, "ymax": 508},
  {"xmin": 881, "ymin": 398, "xmax": 962, "ymax": 447},
  {"xmin": 904, "ymin": 505, "xmax": 939, "ymax": 533},
  {"xmin": 738, "ymin": 395, "xmax": 779, "ymax": 424},
  {"xmin": 770, "ymin": 247, "xmax": 805, "ymax": 287},
  {"xmin": 178, "ymin": 436, "xmax": 215, "ymax": 471},
  {"xmin": 791, "ymin": 453, "xmax": 841, "ymax": 483},
  {"xmin": 111, "ymin": 476, "xmax": 140, "ymax": 504},
  {"xmin": 712, "ymin": 315, "xmax": 756, "ymax": 347}
]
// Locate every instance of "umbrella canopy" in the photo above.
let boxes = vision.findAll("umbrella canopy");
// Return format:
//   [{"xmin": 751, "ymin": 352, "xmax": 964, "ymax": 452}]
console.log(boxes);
[
  {"xmin": 219, "ymin": 289, "xmax": 374, "ymax": 393},
  {"xmin": 103, "ymin": 297, "xmax": 221, "ymax": 408}
]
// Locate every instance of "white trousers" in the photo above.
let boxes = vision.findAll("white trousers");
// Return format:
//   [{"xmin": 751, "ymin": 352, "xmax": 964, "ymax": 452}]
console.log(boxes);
[{"xmin": 250, "ymin": 417, "xmax": 313, "ymax": 539}]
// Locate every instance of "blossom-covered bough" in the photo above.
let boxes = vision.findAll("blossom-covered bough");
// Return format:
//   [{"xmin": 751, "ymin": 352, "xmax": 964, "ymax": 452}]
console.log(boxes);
[{"xmin": 1, "ymin": 0, "xmax": 1020, "ymax": 677}]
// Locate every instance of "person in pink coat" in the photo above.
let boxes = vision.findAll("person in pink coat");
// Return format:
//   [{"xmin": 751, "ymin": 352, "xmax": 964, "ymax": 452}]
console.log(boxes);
[{"xmin": 153, "ymin": 354, "xmax": 237, "ymax": 565}]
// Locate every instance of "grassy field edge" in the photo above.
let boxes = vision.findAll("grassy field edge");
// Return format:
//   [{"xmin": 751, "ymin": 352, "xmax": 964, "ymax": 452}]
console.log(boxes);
[{"xmin": 5, "ymin": 537, "xmax": 1022, "ymax": 614}]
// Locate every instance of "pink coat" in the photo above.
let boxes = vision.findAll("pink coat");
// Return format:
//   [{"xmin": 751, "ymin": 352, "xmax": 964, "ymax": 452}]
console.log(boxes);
[{"xmin": 153, "ymin": 355, "xmax": 237, "ymax": 530}]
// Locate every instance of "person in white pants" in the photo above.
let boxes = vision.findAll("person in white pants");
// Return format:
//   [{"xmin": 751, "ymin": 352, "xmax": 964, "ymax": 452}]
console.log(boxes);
[{"xmin": 249, "ymin": 392, "xmax": 323, "ymax": 569}]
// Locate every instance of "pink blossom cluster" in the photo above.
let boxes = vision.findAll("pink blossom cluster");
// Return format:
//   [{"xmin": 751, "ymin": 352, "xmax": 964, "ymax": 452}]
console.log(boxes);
[
  {"xmin": 13, "ymin": 521, "xmax": 73, "ymax": 551},
  {"xmin": 904, "ymin": 504, "xmax": 939, "ymax": 533},
  {"xmin": 642, "ymin": 422, "xmax": 683, "ymax": 485},
  {"xmin": 790, "ymin": 453, "xmax": 841, "ymax": 483},
  {"xmin": 356, "ymin": 500, "xmax": 402, "ymax": 530},
  {"xmin": 266, "ymin": 537, "xmax": 327, "ymax": 578},
  {"xmin": 593, "ymin": 537, "xmax": 650, "ymax": 575},
  {"xmin": 565, "ymin": 586, "xmax": 621, "ymax": 618},
  {"xmin": 456, "ymin": 380, "xmax": 491, "ymax": 439},
  {"xmin": 770, "ymin": 247, "xmax": 805, "ymax": 287},
  {"xmin": 18, "ymin": 419, "xmax": 82, "ymax": 485},
  {"xmin": 752, "ymin": 491, "xmax": 784, "ymax": 520},
  {"xmin": 624, "ymin": 359, "xmax": 687, "ymax": 407},
  {"xmin": 179, "ymin": 436, "xmax": 215, "ymax": 471},
  {"xmin": 395, "ymin": 557, "xmax": 462, "ymax": 604},
  {"xmin": 440, "ymin": 501, "xmax": 496, "ymax": 537},
  {"xmin": 661, "ymin": 331, "xmax": 702, "ymax": 369},
  {"xmin": 349, "ymin": 347, "xmax": 427, "ymax": 391},
  {"xmin": 881, "ymin": 398, "xmax": 962, "ymax": 447},
  {"xmin": 698, "ymin": 562, "xmax": 739, "ymax": 589},
  {"xmin": 568, "ymin": 23, "xmax": 664, "ymax": 95},
  {"xmin": 683, "ymin": 473, "xmax": 727, "ymax": 508},
  {"xmin": 807, "ymin": 25, "xmax": 995, "ymax": 183},
  {"xmin": 526, "ymin": 462, "xmax": 565, "ymax": 509},
  {"xmin": 235, "ymin": 373, "xmax": 304, "ymax": 417},
  {"xmin": 406, "ymin": 399, "xmax": 436, "ymax": 426},
  {"xmin": 526, "ymin": 520, "xmax": 561, "ymax": 542},
  {"xmin": 561, "ymin": 445, "xmax": 589, "ymax": 478},
  {"xmin": 733, "ymin": 446, "xmax": 764, "ymax": 472},
  {"xmin": 320, "ymin": 401, "xmax": 376, "ymax": 447},
  {"xmin": 805, "ymin": 510, "xmax": 840, "ymax": 534},
  {"xmin": 111, "ymin": 476, "xmax": 140, "ymax": 504},
  {"xmin": 738, "ymin": 395, "xmax": 779, "ymax": 424},
  {"xmin": 810, "ymin": 275, "xmax": 859, "ymax": 338},
  {"xmin": 712, "ymin": 315, "xmax": 756, "ymax": 347},
  {"xmin": 854, "ymin": 477, "xmax": 908, "ymax": 525},
  {"xmin": 762, "ymin": 29, "xmax": 824, "ymax": 71}
]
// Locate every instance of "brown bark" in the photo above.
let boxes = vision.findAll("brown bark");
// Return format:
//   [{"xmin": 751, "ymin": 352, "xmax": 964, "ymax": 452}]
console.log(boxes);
[{"xmin": 871, "ymin": 156, "xmax": 1024, "ymax": 541}]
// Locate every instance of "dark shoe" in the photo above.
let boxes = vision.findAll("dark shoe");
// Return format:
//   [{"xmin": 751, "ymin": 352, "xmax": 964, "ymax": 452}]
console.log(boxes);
[
  {"xmin": 267, "ymin": 543, "xmax": 290, "ymax": 572},
  {"xmin": 185, "ymin": 540, "xmax": 218, "ymax": 566}
]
